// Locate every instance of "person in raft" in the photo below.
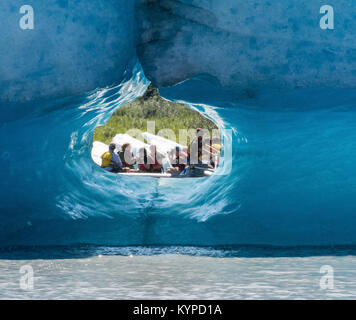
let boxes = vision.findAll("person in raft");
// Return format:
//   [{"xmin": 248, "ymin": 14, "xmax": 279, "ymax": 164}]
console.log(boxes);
[
  {"xmin": 138, "ymin": 145, "xmax": 163, "ymax": 173},
  {"xmin": 187, "ymin": 128, "xmax": 208, "ymax": 166},
  {"xmin": 118, "ymin": 143, "xmax": 136, "ymax": 169},
  {"xmin": 101, "ymin": 143, "xmax": 123, "ymax": 173},
  {"xmin": 209, "ymin": 137, "xmax": 222, "ymax": 168},
  {"xmin": 188, "ymin": 128, "xmax": 221, "ymax": 168},
  {"xmin": 167, "ymin": 146, "xmax": 187, "ymax": 175}
]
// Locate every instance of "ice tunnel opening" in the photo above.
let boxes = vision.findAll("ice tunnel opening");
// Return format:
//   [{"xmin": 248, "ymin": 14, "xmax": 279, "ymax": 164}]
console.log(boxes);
[{"xmin": 91, "ymin": 84, "xmax": 222, "ymax": 179}]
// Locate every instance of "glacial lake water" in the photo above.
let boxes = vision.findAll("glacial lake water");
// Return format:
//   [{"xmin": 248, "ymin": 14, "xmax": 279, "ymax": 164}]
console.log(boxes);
[{"xmin": 1, "ymin": 246, "xmax": 356, "ymax": 299}]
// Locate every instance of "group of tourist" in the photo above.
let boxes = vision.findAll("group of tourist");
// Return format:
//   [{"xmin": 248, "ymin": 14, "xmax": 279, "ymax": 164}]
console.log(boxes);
[{"xmin": 100, "ymin": 128, "xmax": 221, "ymax": 176}]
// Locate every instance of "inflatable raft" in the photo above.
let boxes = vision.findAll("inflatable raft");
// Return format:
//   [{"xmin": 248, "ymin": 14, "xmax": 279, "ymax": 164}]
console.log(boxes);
[{"xmin": 117, "ymin": 168, "xmax": 214, "ymax": 178}]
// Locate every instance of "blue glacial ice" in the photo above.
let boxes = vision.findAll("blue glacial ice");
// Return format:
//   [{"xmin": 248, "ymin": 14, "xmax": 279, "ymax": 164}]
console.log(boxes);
[
  {"xmin": 0, "ymin": 0, "xmax": 134, "ymax": 102},
  {"xmin": 137, "ymin": 0, "xmax": 356, "ymax": 90},
  {"xmin": 1, "ymin": 1, "xmax": 356, "ymax": 246}
]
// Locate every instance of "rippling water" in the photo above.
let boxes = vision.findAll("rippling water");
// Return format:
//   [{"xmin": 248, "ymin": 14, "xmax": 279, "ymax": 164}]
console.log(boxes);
[{"xmin": 1, "ymin": 246, "xmax": 356, "ymax": 299}]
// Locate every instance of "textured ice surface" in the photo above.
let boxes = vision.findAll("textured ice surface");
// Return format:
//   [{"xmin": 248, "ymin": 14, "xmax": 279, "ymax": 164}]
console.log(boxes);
[
  {"xmin": 0, "ymin": 0, "xmax": 134, "ymax": 102},
  {"xmin": 1, "ymin": 2, "xmax": 356, "ymax": 246},
  {"xmin": 137, "ymin": 0, "xmax": 356, "ymax": 90},
  {"xmin": 2, "ymin": 63, "xmax": 356, "ymax": 246},
  {"xmin": 3, "ymin": 0, "xmax": 356, "ymax": 102}
]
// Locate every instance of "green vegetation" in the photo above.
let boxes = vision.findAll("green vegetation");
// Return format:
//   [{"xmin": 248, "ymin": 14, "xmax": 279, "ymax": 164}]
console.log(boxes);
[{"xmin": 94, "ymin": 84, "xmax": 218, "ymax": 144}]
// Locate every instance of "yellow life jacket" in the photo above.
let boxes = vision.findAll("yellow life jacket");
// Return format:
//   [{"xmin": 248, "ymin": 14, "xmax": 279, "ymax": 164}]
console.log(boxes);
[
  {"xmin": 101, "ymin": 151, "xmax": 113, "ymax": 168},
  {"xmin": 212, "ymin": 143, "xmax": 222, "ymax": 152}
]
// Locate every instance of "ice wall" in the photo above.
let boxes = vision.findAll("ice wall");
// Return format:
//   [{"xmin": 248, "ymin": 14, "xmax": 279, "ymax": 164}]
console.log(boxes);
[
  {"xmin": 0, "ymin": 0, "xmax": 134, "ymax": 102},
  {"xmin": 3, "ymin": 0, "xmax": 354, "ymax": 103},
  {"xmin": 136, "ymin": 0, "xmax": 356, "ymax": 90}
]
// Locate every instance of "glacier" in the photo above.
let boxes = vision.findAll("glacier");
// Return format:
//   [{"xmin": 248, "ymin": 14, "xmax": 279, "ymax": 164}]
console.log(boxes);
[
  {"xmin": 137, "ymin": 0, "xmax": 356, "ymax": 90},
  {"xmin": 0, "ymin": 0, "xmax": 134, "ymax": 102},
  {"xmin": 1, "ymin": 1, "xmax": 356, "ymax": 246},
  {"xmin": 2, "ymin": 0, "xmax": 356, "ymax": 101}
]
